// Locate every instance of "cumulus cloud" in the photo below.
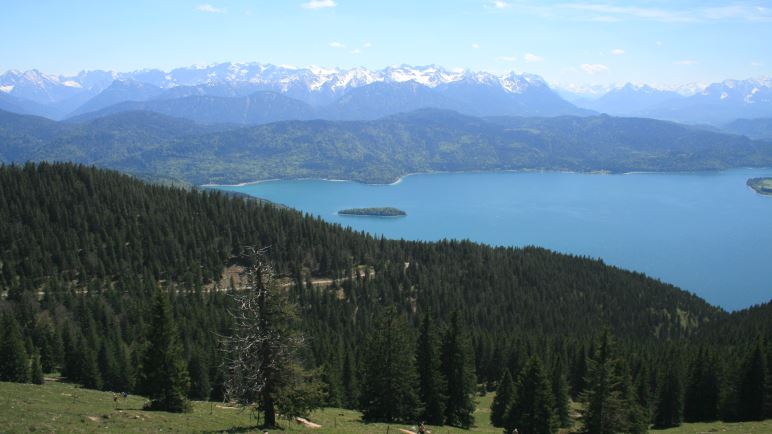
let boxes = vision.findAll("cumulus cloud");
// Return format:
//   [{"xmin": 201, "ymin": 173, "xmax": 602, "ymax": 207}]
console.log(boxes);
[
  {"xmin": 580, "ymin": 63, "xmax": 609, "ymax": 75},
  {"xmin": 494, "ymin": 1, "xmax": 511, "ymax": 9},
  {"xmin": 524, "ymin": 53, "xmax": 544, "ymax": 62},
  {"xmin": 349, "ymin": 49, "xmax": 361, "ymax": 55},
  {"xmin": 471, "ymin": 43, "xmax": 480, "ymax": 49},
  {"xmin": 329, "ymin": 41, "xmax": 345, "ymax": 48},
  {"xmin": 302, "ymin": 0, "xmax": 336, "ymax": 10},
  {"xmin": 675, "ymin": 59, "xmax": 697, "ymax": 65},
  {"xmin": 195, "ymin": 4, "xmax": 224, "ymax": 14},
  {"xmin": 363, "ymin": 42, "xmax": 372, "ymax": 48},
  {"xmin": 611, "ymin": 48, "xmax": 625, "ymax": 56}
]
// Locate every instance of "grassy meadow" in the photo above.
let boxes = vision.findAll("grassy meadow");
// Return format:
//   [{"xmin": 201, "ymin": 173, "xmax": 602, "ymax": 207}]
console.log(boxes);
[{"xmin": 1, "ymin": 380, "xmax": 770, "ymax": 433}]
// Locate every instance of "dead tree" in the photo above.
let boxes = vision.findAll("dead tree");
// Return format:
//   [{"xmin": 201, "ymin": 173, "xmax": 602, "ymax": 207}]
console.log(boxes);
[{"xmin": 221, "ymin": 247, "xmax": 320, "ymax": 427}]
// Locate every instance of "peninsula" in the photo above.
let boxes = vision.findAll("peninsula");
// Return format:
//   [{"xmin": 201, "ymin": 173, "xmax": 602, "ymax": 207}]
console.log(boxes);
[
  {"xmin": 338, "ymin": 207, "xmax": 407, "ymax": 217},
  {"xmin": 747, "ymin": 177, "xmax": 772, "ymax": 196}
]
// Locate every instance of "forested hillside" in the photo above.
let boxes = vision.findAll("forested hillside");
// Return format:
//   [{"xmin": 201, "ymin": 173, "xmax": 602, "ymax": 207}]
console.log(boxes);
[
  {"xmin": 2, "ymin": 108, "xmax": 772, "ymax": 185},
  {"xmin": 1, "ymin": 163, "xmax": 770, "ymax": 430}
]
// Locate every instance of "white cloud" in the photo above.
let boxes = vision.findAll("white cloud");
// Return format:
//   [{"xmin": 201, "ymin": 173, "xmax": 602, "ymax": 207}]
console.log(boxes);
[
  {"xmin": 496, "ymin": 55, "xmax": 516, "ymax": 62},
  {"xmin": 580, "ymin": 63, "xmax": 608, "ymax": 75},
  {"xmin": 656, "ymin": 41, "xmax": 663, "ymax": 47},
  {"xmin": 611, "ymin": 48, "xmax": 625, "ymax": 56},
  {"xmin": 494, "ymin": 1, "xmax": 510, "ymax": 9},
  {"xmin": 195, "ymin": 4, "xmax": 224, "ymax": 14},
  {"xmin": 471, "ymin": 43, "xmax": 480, "ymax": 49},
  {"xmin": 751, "ymin": 61, "xmax": 763, "ymax": 67},
  {"xmin": 349, "ymin": 49, "xmax": 361, "ymax": 55},
  {"xmin": 524, "ymin": 53, "xmax": 544, "ymax": 62},
  {"xmin": 363, "ymin": 42, "xmax": 372, "ymax": 48},
  {"xmin": 675, "ymin": 59, "xmax": 697, "ymax": 65},
  {"xmin": 329, "ymin": 41, "xmax": 345, "ymax": 49},
  {"xmin": 302, "ymin": 0, "xmax": 336, "ymax": 10},
  {"xmin": 502, "ymin": 2, "xmax": 772, "ymax": 23}
]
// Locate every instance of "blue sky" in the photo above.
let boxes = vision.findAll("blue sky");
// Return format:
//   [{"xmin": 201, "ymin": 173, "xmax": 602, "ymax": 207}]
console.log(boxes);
[{"xmin": 1, "ymin": 0, "xmax": 770, "ymax": 87}]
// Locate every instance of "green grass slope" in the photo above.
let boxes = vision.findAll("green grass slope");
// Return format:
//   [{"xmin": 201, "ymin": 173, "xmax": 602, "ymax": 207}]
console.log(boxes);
[
  {"xmin": 3, "ymin": 381, "xmax": 770, "ymax": 433},
  {"xmin": 0, "ymin": 381, "xmax": 501, "ymax": 434}
]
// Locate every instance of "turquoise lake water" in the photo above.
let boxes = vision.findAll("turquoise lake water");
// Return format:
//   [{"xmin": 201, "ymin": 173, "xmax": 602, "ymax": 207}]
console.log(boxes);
[{"xmin": 213, "ymin": 169, "xmax": 772, "ymax": 311}]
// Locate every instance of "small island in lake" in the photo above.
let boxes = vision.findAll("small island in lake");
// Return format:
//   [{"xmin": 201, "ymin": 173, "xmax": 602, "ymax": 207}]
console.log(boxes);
[
  {"xmin": 747, "ymin": 177, "xmax": 772, "ymax": 196},
  {"xmin": 338, "ymin": 207, "xmax": 407, "ymax": 217}
]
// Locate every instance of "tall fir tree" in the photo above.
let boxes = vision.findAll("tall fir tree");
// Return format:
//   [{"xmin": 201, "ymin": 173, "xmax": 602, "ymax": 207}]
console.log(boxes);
[
  {"xmin": 551, "ymin": 357, "xmax": 571, "ymax": 428},
  {"xmin": 654, "ymin": 361, "xmax": 684, "ymax": 428},
  {"xmin": 140, "ymin": 287, "xmax": 191, "ymax": 412},
  {"xmin": 416, "ymin": 311, "xmax": 447, "ymax": 425},
  {"xmin": 0, "ymin": 314, "xmax": 30, "ymax": 383},
  {"xmin": 490, "ymin": 369, "xmax": 515, "ymax": 428},
  {"xmin": 359, "ymin": 307, "xmax": 419, "ymax": 423},
  {"xmin": 615, "ymin": 360, "xmax": 648, "ymax": 434},
  {"xmin": 579, "ymin": 330, "xmax": 632, "ymax": 434},
  {"xmin": 441, "ymin": 311, "xmax": 477, "ymax": 428},
  {"xmin": 683, "ymin": 349, "xmax": 719, "ymax": 422},
  {"xmin": 505, "ymin": 356, "xmax": 557, "ymax": 434},
  {"xmin": 30, "ymin": 351, "xmax": 44, "ymax": 385},
  {"xmin": 341, "ymin": 350, "xmax": 359, "ymax": 409},
  {"xmin": 737, "ymin": 338, "xmax": 768, "ymax": 421},
  {"xmin": 187, "ymin": 350, "xmax": 212, "ymax": 401}
]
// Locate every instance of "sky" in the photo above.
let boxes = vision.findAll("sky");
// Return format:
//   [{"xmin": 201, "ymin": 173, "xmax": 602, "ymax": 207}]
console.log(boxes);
[{"xmin": 1, "ymin": 0, "xmax": 771, "ymax": 88}]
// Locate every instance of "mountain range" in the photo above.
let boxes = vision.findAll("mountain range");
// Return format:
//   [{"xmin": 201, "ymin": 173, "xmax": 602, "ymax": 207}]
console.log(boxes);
[
  {"xmin": 567, "ymin": 78, "xmax": 772, "ymax": 125},
  {"xmin": 2, "ymin": 107, "xmax": 771, "ymax": 185},
  {"xmin": 0, "ymin": 63, "xmax": 589, "ymax": 122},
  {"xmin": 3, "ymin": 63, "xmax": 772, "ymax": 127}
]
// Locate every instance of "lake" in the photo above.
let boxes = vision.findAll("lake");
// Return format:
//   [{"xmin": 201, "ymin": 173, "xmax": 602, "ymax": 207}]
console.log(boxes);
[{"xmin": 212, "ymin": 169, "xmax": 772, "ymax": 311}]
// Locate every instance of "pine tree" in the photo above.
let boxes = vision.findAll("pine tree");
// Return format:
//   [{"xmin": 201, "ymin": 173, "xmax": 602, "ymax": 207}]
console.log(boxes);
[
  {"xmin": 416, "ymin": 311, "xmax": 447, "ymax": 425},
  {"xmin": 491, "ymin": 369, "xmax": 515, "ymax": 427},
  {"xmin": 30, "ymin": 351, "xmax": 44, "ymax": 385},
  {"xmin": 441, "ymin": 311, "xmax": 477, "ymax": 428},
  {"xmin": 616, "ymin": 360, "xmax": 648, "ymax": 434},
  {"xmin": 505, "ymin": 356, "xmax": 557, "ymax": 434},
  {"xmin": 737, "ymin": 338, "xmax": 768, "ymax": 421},
  {"xmin": 683, "ymin": 349, "xmax": 719, "ymax": 422},
  {"xmin": 188, "ymin": 350, "xmax": 211, "ymax": 400},
  {"xmin": 341, "ymin": 350, "xmax": 359, "ymax": 409},
  {"xmin": 0, "ymin": 314, "xmax": 30, "ymax": 383},
  {"xmin": 654, "ymin": 362, "xmax": 684, "ymax": 428},
  {"xmin": 140, "ymin": 287, "xmax": 191, "ymax": 412},
  {"xmin": 359, "ymin": 307, "xmax": 419, "ymax": 423},
  {"xmin": 551, "ymin": 357, "xmax": 571, "ymax": 428},
  {"xmin": 579, "ymin": 330, "xmax": 629, "ymax": 434}
]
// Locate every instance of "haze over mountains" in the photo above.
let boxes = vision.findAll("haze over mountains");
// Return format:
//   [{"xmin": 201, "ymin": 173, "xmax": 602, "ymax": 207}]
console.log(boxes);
[{"xmin": 1, "ymin": 62, "xmax": 771, "ymax": 128}]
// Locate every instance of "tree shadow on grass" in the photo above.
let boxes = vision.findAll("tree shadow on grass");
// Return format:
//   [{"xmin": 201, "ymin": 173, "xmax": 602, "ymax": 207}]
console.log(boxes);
[{"xmin": 201, "ymin": 426, "xmax": 262, "ymax": 433}]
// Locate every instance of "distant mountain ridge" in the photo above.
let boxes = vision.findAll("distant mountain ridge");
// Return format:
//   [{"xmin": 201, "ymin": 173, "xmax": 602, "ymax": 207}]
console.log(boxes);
[
  {"xmin": 568, "ymin": 78, "xmax": 772, "ymax": 125},
  {"xmin": 1, "ymin": 63, "xmax": 588, "ymax": 121},
  {"xmin": 3, "ymin": 63, "xmax": 771, "ymax": 125},
  {"xmin": 2, "ymin": 107, "xmax": 771, "ymax": 186}
]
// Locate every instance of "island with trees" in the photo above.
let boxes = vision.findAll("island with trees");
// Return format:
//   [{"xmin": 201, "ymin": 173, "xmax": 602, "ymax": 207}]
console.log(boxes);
[
  {"xmin": 338, "ymin": 207, "xmax": 407, "ymax": 217},
  {"xmin": 748, "ymin": 177, "xmax": 772, "ymax": 196}
]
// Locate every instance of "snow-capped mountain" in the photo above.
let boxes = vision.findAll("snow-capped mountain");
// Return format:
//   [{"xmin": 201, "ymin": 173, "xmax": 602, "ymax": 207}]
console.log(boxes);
[
  {"xmin": 576, "ymin": 83, "xmax": 685, "ymax": 116},
  {"xmin": 1, "ymin": 63, "xmax": 591, "ymax": 121},
  {"xmin": 640, "ymin": 77, "xmax": 772, "ymax": 124},
  {"xmin": 0, "ymin": 63, "xmax": 568, "ymax": 108},
  {"xmin": 555, "ymin": 78, "xmax": 772, "ymax": 124}
]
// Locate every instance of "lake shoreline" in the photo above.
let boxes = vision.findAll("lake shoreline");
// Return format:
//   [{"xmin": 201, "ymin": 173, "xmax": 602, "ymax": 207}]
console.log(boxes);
[{"xmin": 201, "ymin": 166, "xmax": 772, "ymax": 188}]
